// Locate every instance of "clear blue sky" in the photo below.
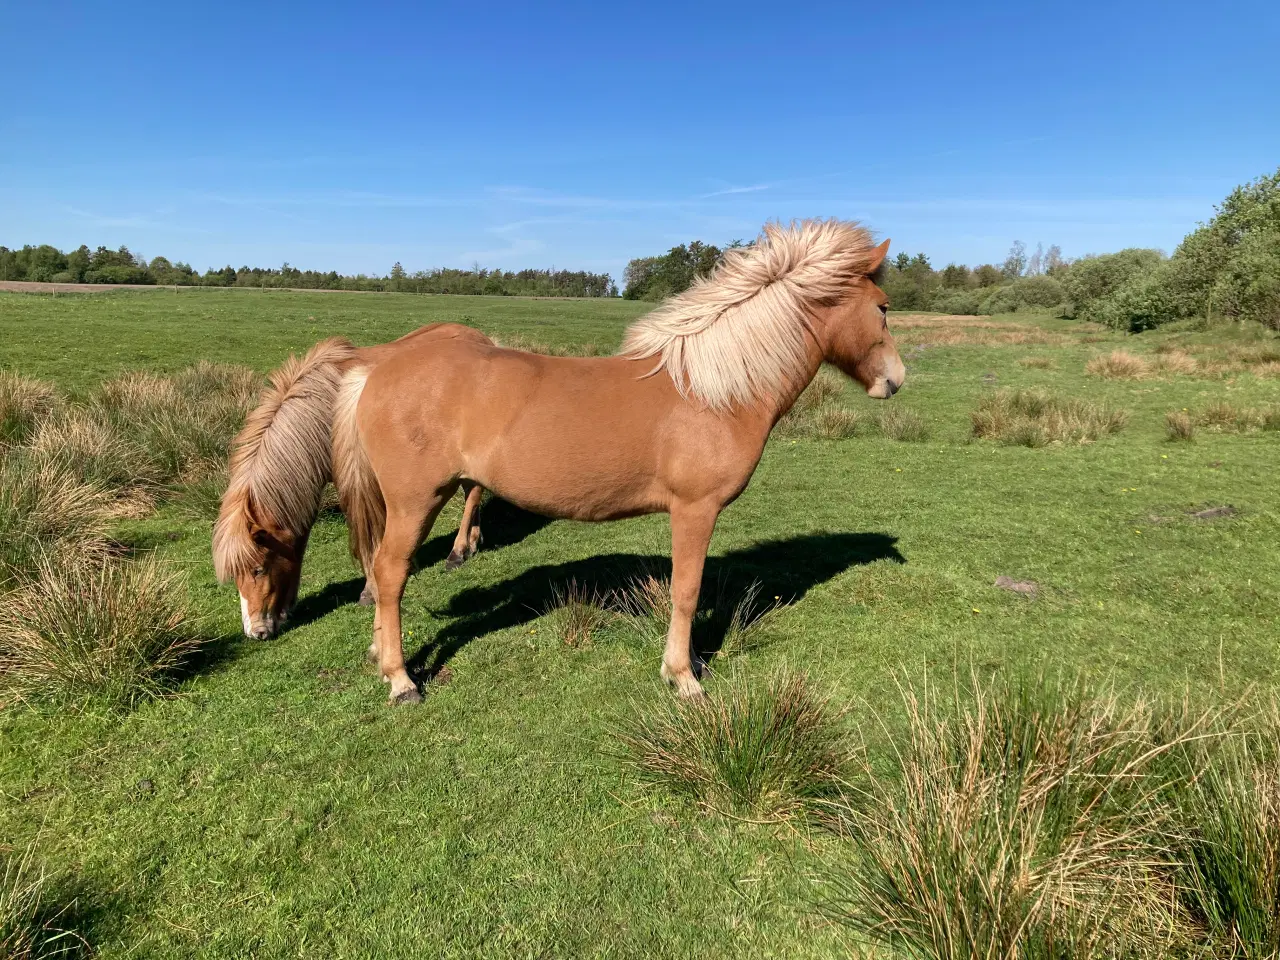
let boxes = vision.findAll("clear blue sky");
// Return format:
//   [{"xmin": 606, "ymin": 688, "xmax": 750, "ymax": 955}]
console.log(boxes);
[{"xmin": 2, "ymin": 1, "xmax": 1277, "ymax": 284}]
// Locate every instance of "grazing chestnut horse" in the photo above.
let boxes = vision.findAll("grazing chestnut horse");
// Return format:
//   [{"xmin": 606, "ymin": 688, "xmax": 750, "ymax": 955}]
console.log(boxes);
[
  {"xmin": 335, "ymin": 220, "xmax": 905, "ymax": 704},
  {"xmin": 212, "ymin": 323, "xmax": 492, "ymax": 639}
]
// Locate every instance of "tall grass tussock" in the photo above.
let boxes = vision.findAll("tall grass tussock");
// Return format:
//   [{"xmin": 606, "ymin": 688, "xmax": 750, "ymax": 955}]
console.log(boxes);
[
  {"xmin": 822, "ymin": 675, "xmax": 1196, "ymax": 959},
  {"xmin": 618, "ymin": 669, "xmax": 853, "ymax": 823},
  {"xmin": 0, "ymin": 842, "xmax": 85, "ymax": 959},
  {"xmin": 0, "ymin": 457, "xmax": 113, "ymax": 587},
  {"xmin": 972, "ymin": 389, "xmax": 1128, "ymax": 446},
  {"xmin": 1162, "ymin": 707, "xmax": 1280, "ymax": 958},
  {"xmin": 0, "ymin": 554, "xmax": 202, "ymax": 708},
  {"xmin": 0, "ymin": 372, "xmax": 61, "ymax": 449}
]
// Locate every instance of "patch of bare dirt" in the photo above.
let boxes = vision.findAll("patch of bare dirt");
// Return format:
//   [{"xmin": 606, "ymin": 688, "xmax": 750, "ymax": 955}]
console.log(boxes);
[{"xmin": 995, "ymin": 576, "xmax": 1039, "ymax": 597}]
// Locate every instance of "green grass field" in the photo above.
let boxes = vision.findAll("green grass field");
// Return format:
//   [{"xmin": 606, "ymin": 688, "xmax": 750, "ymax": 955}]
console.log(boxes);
[{"xmin": 1, "ymin": 288, "xmax": 1278, "ymax": 957}]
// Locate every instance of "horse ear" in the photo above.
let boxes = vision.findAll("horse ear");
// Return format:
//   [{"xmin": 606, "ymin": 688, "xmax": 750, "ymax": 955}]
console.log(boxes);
[{"xmin": 868, "ymin": 239, "xmax": 891, "ymax": 273}]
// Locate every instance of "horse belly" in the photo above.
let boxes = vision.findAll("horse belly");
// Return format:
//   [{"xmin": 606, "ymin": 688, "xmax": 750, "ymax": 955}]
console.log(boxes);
[{"xmin": 467, "ymin": 435, "xmax": 664, "ymax": 522}]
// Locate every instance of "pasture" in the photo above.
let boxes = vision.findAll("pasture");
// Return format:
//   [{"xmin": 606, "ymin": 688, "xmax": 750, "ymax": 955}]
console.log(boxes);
[{"xmin": 1, "ymin": 287, "xmax": 1278, "ymax": 958}]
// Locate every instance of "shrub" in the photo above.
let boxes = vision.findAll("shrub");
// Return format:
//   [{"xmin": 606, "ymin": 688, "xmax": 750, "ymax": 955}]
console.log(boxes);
[
  {"xmin": 0, "ymin": 457, "xmax": 112, "ymax": 587},
  {"xmin": 617, "ymin": 669, "xmax": 853, "ymax": 822},
  {"xmin": 822, "ymin": 675, "xmax": 1193, "ymax": 958},
  {"xmin": 1165, "ymin": 411, "xmax": 1196, "ymax": 441},
  {"xmin": 1086, "ymin": 350, "xmax": 1151, "ymax": 380},
  {"xmin": 0, "ymin": 842, "xmax": 85, "ymax": 959},
  {"xmin": 1011, "ymin": 274, "xmax": 1065, "ymax": 308},
  {"xmin": 972, "ymin": 389, "xmax": 1128, "ymax": 446},
  {"xmin": 0, "ymin": 372, "xmax": 60, "ymax": 449},
  {"xmin": 1060, "ymin": 249, "xmax": 1165, "ymax": 321},
  {"xmin": 1089, "ymin": 261, "xmax": 1183, "ymax": 332},
  {"xmin": 932, "ymin": 289, "xmax": 985, "ymax": 316},
  {"xmin": 0, "ymin": 555, "xmax": 202, "ymax": 708},
  {"xmin": 877, "ymin": 406, "xmax": 929, "ymax": 442}
]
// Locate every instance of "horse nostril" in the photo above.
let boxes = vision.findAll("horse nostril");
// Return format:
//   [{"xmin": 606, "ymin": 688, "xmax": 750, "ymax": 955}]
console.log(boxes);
[
  {"xmin": 251, "ymin": 624, "xmax": 273, "ymax": 640},
  {"xmin": 886, "ymin": 379, "xmax": 900, "ymax": 397}
]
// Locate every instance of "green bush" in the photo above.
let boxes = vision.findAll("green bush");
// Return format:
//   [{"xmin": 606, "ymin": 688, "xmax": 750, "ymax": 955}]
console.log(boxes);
[
  {"xmin": 1011, "ymin": 274, "xmax": 1065, "ymax": 308},
  {"xmin": 1082, "ymin": 167, "xmax": 1280, "ymax": 331},
  {"xmin": 1060, "ymin": 249, "xmax": 1165, "ymax": 320},
  {"xmin": 931, "ymin": 289, "xmax": 985, "ymax": 315}
]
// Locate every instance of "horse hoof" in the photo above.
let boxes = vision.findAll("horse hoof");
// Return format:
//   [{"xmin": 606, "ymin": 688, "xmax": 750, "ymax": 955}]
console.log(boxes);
[
  {"xmin": 661, "ymin": 663, "xmax": 705, "ymax": 700},
  {"xmin": 390, "ymin": 686, "xmax": 423, "ymax": 706},
  {"xmin": 445, "ymin": 550, "xmax": 465, "ymax": 571},
  {"xmin": 358, "ymin": 587, "xmax": 375, "ymax": 606}
]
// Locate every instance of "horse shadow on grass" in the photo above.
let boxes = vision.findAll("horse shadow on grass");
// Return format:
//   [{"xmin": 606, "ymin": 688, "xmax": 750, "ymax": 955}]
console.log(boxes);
[
  {"xmin": 288, "ymin": 497, "xmax": 555, "ymax": 629},
  {"xmin": 406, "ymin": 531, "xmax": 904, "ymax": 681}
]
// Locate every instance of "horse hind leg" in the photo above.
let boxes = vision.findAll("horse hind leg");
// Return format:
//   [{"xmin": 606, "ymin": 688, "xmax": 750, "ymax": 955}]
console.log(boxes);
[{"xmin": 446, "ymin": 481, "xmax": 484, "ymax": 570}]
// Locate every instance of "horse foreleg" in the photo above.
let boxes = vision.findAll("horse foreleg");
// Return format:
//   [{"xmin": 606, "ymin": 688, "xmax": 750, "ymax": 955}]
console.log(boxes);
[
  {"xmin": 446, "ymin": 482, "xmax": 484, "ymax": 570},
  {"xmin": 662, "ymin": 501, "xmax": 719, "ymax": 699},
  {"xmin": 373, "ymin": 496, "xmax": 447, "ymax": 705}
]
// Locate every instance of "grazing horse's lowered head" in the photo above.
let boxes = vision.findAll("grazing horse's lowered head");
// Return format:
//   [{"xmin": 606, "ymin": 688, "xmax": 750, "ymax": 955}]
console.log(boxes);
[{"xmin": 213, "ymin": 338, "xmax": 355, "ymax": 638}]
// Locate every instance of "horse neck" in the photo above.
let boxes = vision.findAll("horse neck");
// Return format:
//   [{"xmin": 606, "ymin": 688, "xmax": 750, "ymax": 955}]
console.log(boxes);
[{"xmin": 755, "ymin": 330, "xmax": 828, "ymax": 429}]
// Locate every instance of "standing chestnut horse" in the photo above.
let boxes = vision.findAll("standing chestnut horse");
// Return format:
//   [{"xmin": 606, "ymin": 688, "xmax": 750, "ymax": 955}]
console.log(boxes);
[
  {"xmin": 334, "ymin": 220, "xmax": 905, "ymax": 704},
  {"xmin": 213, "ymin": 323, "xmax": 491, "ymax": 639}
]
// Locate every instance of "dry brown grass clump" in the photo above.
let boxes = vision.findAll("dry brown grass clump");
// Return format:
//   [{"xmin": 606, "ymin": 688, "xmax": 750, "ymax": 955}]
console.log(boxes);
[
  {"xmin": 877, "ymin": 406, "xmax": 929, "ymax": 442},
  {"xmin": 0, "ymin": 457, "xmax": 113, "ymax": 587},
  {"xmin": 1187, "ymin": 402, "xmax": 1280, "ymax": 434},
  {"xmin": 972, "ymin": 389, "xmax": 1129, "ymax": 447},
  {"xmin": 1017, "ymin": 355, "xmax": 1056, "ymax": 369},
  {"xmin": 618, "ymin": 669, "xmax": 853, "ymax": 823},
  {"xmin": 28, "ymin": 411, "xmax": 161, "ymax": 498},
  {"xmin": 0, "ymin": 372, "xmax": 61, "ymax": 449},
  {"xmin": 1165, "ymin": 411, "xmax": 1196, "ymax": 442},
  {"xmin": 89, "ymin": 364, "xmax": 259, "ymax": 484},
  {"xmin": 777, "ymin": 369, "xmax": 858, "ymax": 439},
  {"xmin": 1086, "ymin": 349, "xmax": 1151, "ymax": 380},
  {"xmin": 1152, "ymin": 348, "xmax": 1198, "ymax": 376},
  {"xmin": 495, "ymin": 334, "xmax": 605, "ymax": 357},
  {"xmin": 823, "ymin": 676, "xmax": 1197, "ymax": 958},
  {"xmin": 541, "ymin": 580, "xmax": 613, "ymax": 648},
  {"xmin": 0, "ymin": 554, "xmax": 202, "ymax": 708}
]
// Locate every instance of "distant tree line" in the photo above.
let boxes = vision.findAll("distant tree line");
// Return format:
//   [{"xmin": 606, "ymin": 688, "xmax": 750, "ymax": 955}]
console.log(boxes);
[
  {"xmin": 0, "ymin": 245, "xmax": 618, "ymax": 298},
  {"xmin": 619, "ymin": 166, "xmax": 1280, "ymax": 331}
]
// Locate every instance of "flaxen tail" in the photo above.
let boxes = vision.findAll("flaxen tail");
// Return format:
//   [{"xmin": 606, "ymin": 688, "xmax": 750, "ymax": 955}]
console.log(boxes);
[{"xmin": 332, "ymin": 365, "xmax": 385, "ymax": 575}]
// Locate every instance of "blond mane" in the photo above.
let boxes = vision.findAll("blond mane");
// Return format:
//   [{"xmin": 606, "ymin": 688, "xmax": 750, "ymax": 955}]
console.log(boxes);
[
  {"xmin": 212, "ymin": 337, "xmax": 356, "ymax": 582},
  {"xmin": 620, "ymin": 219, "xmax": 881, "ymax": 410}
]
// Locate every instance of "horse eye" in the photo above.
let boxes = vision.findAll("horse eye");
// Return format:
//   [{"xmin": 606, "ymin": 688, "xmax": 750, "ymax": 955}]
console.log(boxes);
[
  {"xmin": 252, "ymin": 567, "xmax": 265, "ymax": 578},
  {"xmin": 879, "ymin": 303, "xmax": 889, "ymax": 316}
]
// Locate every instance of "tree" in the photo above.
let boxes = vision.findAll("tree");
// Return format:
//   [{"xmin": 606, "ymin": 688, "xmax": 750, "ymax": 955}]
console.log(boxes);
[
  {"xmin": 1026, "ymin": 242, "xmax": 1044, "ymax": 277},
  {"xmin": 1044, "ymin": 245, "xmax": 1066, "ymax": 275},
  {"xmin": 1003, "ymin": 241, "xmax": 1027, "ymax": 279}
]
